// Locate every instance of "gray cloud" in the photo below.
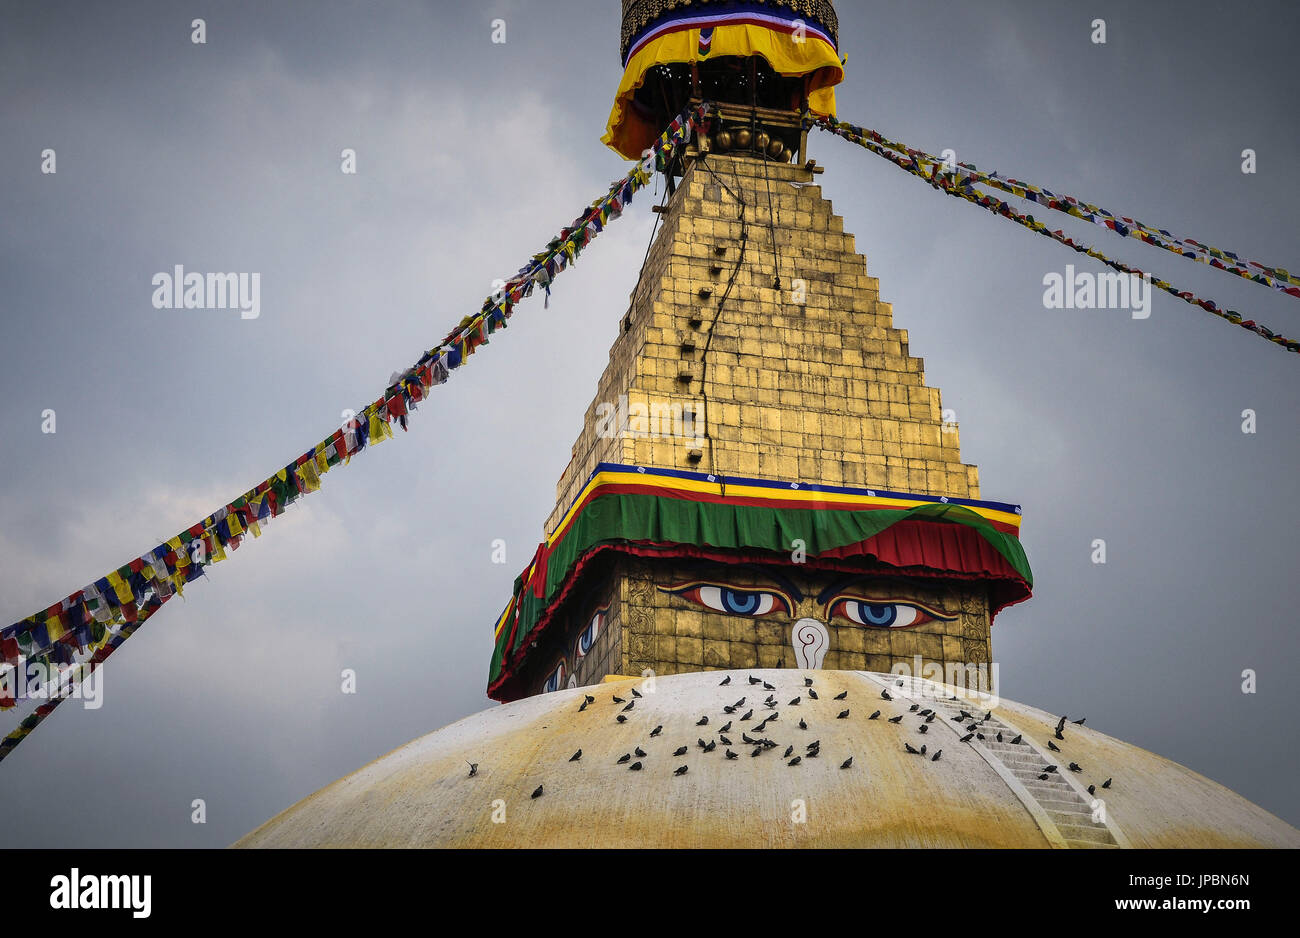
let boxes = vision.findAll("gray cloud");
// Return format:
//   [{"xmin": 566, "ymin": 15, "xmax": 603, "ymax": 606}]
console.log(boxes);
[{"xmin": 1, "ymin": 0, "xmax": 1296, "ymax": 845}]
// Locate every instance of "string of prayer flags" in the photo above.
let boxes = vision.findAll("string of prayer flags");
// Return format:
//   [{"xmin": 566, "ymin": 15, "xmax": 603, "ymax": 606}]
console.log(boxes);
[
  {"xmin": 808, "ymin": 112, "xmax": 1299, "ymax": 356},
  {"xmin": 0, "ymin": 103, "xmax": 712, "ymax": 765}
]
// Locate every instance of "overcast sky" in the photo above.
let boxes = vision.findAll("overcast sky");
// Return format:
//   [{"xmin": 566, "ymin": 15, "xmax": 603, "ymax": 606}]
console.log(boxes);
[{"xmin": 1, "ymin": 0, "xmax": 1296, "ymax": 847}]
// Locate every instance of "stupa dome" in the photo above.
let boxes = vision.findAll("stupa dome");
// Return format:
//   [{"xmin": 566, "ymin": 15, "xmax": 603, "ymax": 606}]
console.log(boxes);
[{"xmin": 235, "ymin": 669, "xmax": 1298, "ymax": 848}]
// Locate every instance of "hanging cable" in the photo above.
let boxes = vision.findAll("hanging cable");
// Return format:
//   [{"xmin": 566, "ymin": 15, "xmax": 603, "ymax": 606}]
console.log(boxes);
[{"xmin": 696, "ymin": 155, "xmax": 750, "ymax": 494}]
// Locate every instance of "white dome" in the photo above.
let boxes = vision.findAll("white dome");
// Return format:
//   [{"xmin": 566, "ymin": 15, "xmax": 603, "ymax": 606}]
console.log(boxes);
[{"xmin": 235, "ymin": 669, "xmax": 1298, "ymax": 848}]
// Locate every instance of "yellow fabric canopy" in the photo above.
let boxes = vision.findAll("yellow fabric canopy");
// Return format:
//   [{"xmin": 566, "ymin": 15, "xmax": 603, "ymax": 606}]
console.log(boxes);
[{"xmin": 603, "ymin": 22, "xmax": 843, "ymax": 159}]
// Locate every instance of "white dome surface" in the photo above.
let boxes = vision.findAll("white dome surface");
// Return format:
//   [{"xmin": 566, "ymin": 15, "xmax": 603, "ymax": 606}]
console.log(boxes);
[{"xmin": 235, "ymin": 670, "xmax": 1298, "ymax": 848}]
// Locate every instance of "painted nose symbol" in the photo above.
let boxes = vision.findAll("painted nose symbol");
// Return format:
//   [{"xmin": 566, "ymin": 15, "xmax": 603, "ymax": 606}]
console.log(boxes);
[{"xmin": 792, "ymin": 618, "xmax": 830, "ymax": 669}]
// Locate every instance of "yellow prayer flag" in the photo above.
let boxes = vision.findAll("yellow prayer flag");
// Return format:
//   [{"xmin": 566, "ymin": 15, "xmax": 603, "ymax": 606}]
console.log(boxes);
[{"xmin": 106, "ymin": 571, "xmax": 133, "ymax": 604}]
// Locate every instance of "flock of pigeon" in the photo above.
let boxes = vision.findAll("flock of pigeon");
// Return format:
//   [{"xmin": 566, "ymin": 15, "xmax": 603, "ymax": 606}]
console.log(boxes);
[{"xmin": 488, "ymin": 672, "xmax": 1116, "ymax": 803}]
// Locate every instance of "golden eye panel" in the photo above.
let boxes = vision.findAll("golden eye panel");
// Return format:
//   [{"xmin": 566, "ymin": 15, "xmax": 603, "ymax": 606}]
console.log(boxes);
[
  {"xmin": 825, "ymin": 596, "xmax": 956, "ymax": 630},
  {"xmin": 659, "ymin": 581, "xmax": 793, "ymax": 618}
]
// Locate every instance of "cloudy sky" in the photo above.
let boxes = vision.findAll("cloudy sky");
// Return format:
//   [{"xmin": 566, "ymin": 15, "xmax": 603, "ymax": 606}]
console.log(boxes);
[{"xmin": 1, "ymin": 0, "xmax": 1296, "ymax": 846}]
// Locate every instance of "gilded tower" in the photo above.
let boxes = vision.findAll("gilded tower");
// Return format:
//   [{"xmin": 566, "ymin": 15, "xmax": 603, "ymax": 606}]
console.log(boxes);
[{"xmin": 487, "ymin": 0, "xmax": 1030, "ymax": 701}]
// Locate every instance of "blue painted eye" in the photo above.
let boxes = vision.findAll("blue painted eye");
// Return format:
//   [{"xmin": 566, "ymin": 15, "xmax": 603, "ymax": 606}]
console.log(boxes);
[
  {"xmin": 828, "ymin": 598, "xmax": 953, "ymax": 629},
  {"xmin": 542, "ymin": 660, "xmax": 566, "ymax": 693},
  {"xmin": 575, "ymin": 609, "xmax": 605, "ymax": 659},
  {"xmin": 661, "ymin": 583, "xmax": 791, "ymax": 618}
]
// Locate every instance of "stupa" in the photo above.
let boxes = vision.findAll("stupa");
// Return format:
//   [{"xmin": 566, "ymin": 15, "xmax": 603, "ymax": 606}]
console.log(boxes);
[{"xmin": 235, "ymin": 0, "xmax": 1299, "ymax": 849}]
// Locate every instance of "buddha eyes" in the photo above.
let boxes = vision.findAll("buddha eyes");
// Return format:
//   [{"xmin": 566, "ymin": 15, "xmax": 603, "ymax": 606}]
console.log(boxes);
[
  {"xmin": 575, "ymin": 609, "xmax": 606, "ymax": 659},
  {"xmin": 827, "ymin": 598, "xmax": 955, "ymax": 629},
  {"xmin": 662, "ymin": 583, "xmax": 792, "ymax": 618},
  {"xmin": 542, "ymin": 660, "xmax": 566, "ymax": 693},
  {"xmin": 660, "ymin": 581, "xmax": 955, "ymax": 630}
]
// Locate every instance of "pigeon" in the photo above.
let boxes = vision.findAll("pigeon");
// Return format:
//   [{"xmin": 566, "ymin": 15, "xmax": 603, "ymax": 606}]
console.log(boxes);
[
  {"xmin": 958, "ymin": 710, "xmax": 973, "ymax": 720},
  {"xmin": 734, "ymin": 698, "xmax": 747, "ymax": 708},
  {"xmin": 918, "ymin": 725, "xmax": 929, "ymax": 735},
  {"xmin": 976, "ymin": 733, "xmax": 985, "ymax": 741},
  {"xmin": 696, "ymin": 716, "xmax": 709, "ymax": 726},
  {"xmin": 751, "ymin": 748, "xmax": 763, "ymax": 758},
  {"xmin": 1037, "ymin": 773, "xmax": 1049, "ymax": 781},
  {"xmin": 723, "ymin": 706, "xmax": 737, "ymax": 714},
  {"xmin": 1068, "ymin": 762, "xmax": 1082, "ymax": 773},
  {"xmin": 748, "ymin": 676, "xmax": 761, "ymax": 685},
  {"xmin": 931, "ymin": 750, "xmax": 942, "ymax": 762},
  {"xmin": 622, "ymin": 701, "xmax": 635, "ymax": 712},
  {"xmin": 703, "ymin": 740, "xmax": 717, "ymax": 753},
  {"xmin": 904, "ymin": 743, "xmax": 920, "ymax": 755},
  {"xmin": 984, "ymin": 712, "xmax": 992, "ymax": 722},
  {"xmin": 837, "ymin": 709, "xmax": 850, "ymax": 720},
  {"xmin": 634, "ymin": 747, "xmax": 646, "ymax": 758},
  {"xmin": 718, "ymin": 721, "xmax": 732, "ymax": 733},
  {"xmin": 1010, "ymin": 734, "xmax": 1022, "ymax": 745},
  {"xmin": 1054, "ymin": 729, "xmax": 1065, "ymax": 741},
  {"xmin": 807, "ymin": 740, "xmax": 821, "ymax": 750},
  {"xmin": 616, "ymin": 715, "xmax": 628, "ymax": 724},
  {"xmin": 650, "ymin": 725, "xmax": 663, "ymax": 737},
  {"xmin": 719, "ymin": 735, "xmax": 732, "ymax": 746},
  {"xmin": 578, "ymin": 700, "xmax": 588, "ymax": 712},
  {"xmin": 629, "ymin": 761, "xmax": 643, "ymax": 771},
  {"xmin": 919, "ymin": 744, "xmax": 927, "ymax": 755},
  {"xmin": 631, "ymin": 688, "xmax": 643, "ymax": 698},
  {"xmin": 725, "ymin": 749, "xmax": 738, "ymax": 760},
  {"xmin": 742, "ymin": 733, "xmax": 756, "ymax": 744},
  {"xmin": 613, "ymin": 696, "xmax": 625, "ymax": 704},
  {"xmin": 798, "ymin": 718, "xmax": 808, "ymax": 730},
  {"xmin": 467, "ymin": 762, "xmax": 479, "ymax": 777},
  {"xmin": 788, "ymin": 697, "xmax": 801, "ymax": 706},
  {"xmin": 1087, "ymin": 784, "xmax": 1096, "ymax": 796},
  {"xmin": 673, "ymin": 746, "xmax": 688, "ymax": 757},
  {"xmin": 960, "ymin": 733, "xmax": 974, "ymax": 743},
  {"xmin": 617, "ymin": 753, "xmax": 632, "ymax": 764},
  {"xmin": 869, "ymin": 710, "xmax": 881, "ymax": 720},
  {"xmin": 1072, "ymin": 717, "xmax": 1086, "ymax": 725},
  {"xmin": 834, "ymin": 691, "xmax": 848, "ymax": 700},
  {"xmin": 584, "ymin": 695, "xmax": 595, "ymax": 704},
  {"xmin": 569, "ymin": 750, "xmax": 582, "ymax": 762},
  {"xmin": 719, "ymin": 676, "xmax": 731, "ymax": 686},
  {"xmin": 696, "ymin": 738, "xmax": 708, "ymax": 749},
  {"xmin": 909, "ymin": 704, "xmax": 920, "ymax": 712},
  {"xmin": 763, "ymin": 681, "xmax": 775, "ymax": 691},
  {"xmin": 787, "ymin": 756, "xmax": 802, "ymax": 766},
  {"xmin": 1102, "ymin": 777, "xmax": 1112, "ymax": 789},
  {"xmin": 753, "ymin": 717, "xmax": 772, "ymax": 733},
  {"xmin": 784, "ymin": 746, "xmax": 794, "ymax": 758},
  {"xmin": 918, "ymin": 709, "xmax": 932, "ymax": 717},
  {"xmin": 1043, "ymin": 765, "xmax": 1058, "ymax": 774},
  {"xmin": 888, "ymin": 715, "xmax": 903, "ymax": 724},
  {"xmin": 531, "ymin": 785, "xmax": 544, "ymax": 798},
  {"xmin": 674, "ymin": 765, "xmax": 689, "ymax": 776},
  {"xmin": 1055, "ymin": 716, "xmax": 1067, "ymax": 733},
  {"xmin": 740, "ymin": 710, "xmax": 754, "ymax": 721},
  {"xmin": 805, "ymin": 746, "xmax": 819, "ymax": 758},
  {"xmin": 880, "ymin": 690, "xmax": 892, "ymax": 701},
  {"xmin": 840, "ymin": 757, "xmax": 853, "ymax": 769},
  {"xmin": 996, "ymin": 732, "xmax": 1003, "ymax": 743},
  {"xmin": 1047, "ymin": 741, "xmax": 1061, "ymax": 752},
  {"xmin": 804, "ymin": 677, "xmax": 813, "ymax": 687},
  {"xmin": 808, "ymin": 689, "xmax": 819, "ymax": 700},
  {"xmin": 762, "ymin": 739, "xmax": 778, "ymax": 750}
]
